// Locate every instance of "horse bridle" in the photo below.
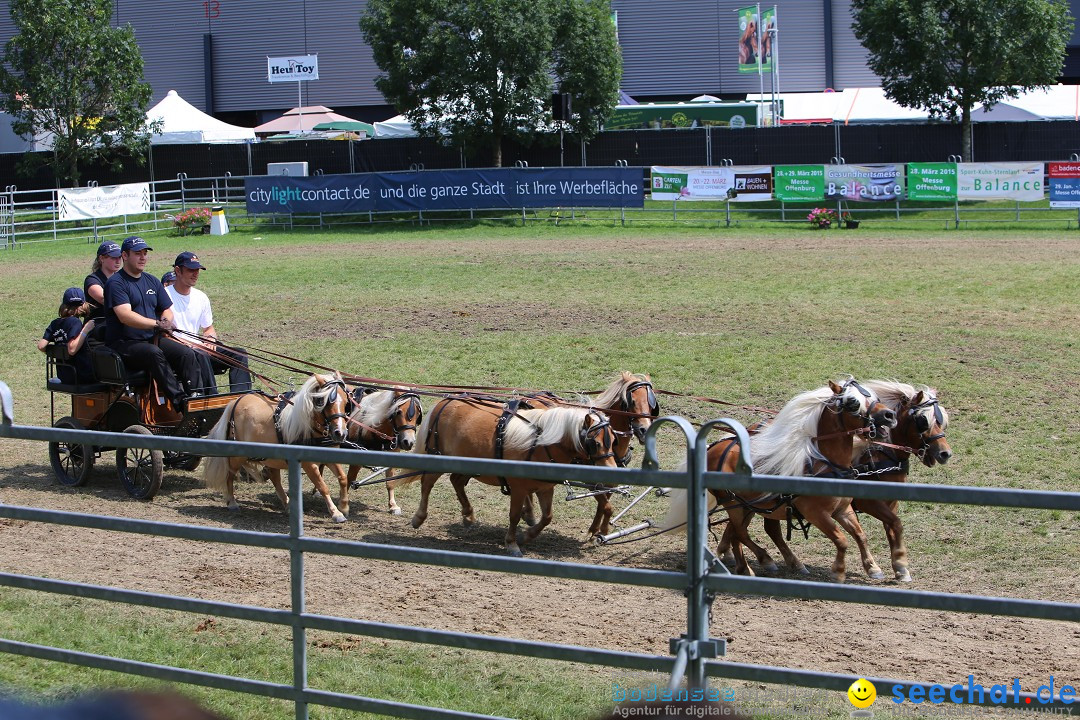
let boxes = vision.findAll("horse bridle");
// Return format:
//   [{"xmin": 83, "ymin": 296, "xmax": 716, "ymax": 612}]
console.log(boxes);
[
  {"xmin": 312, "ymin": 379, "xmax": 352, "ymax": 439},
  {"xmin": 390, "ymin": 392, "xmax": 424, "ymax": 445},
  {"xmin": 623, "ymin": 380, "xmax": 660, "ymax": 417},
  {"xmin": 908, "ymin": 396, "xmax": 947, "ymax": 456},
  {"xmin": 579, "ymin": 411, "xmax": 616, "ymax": 464}
]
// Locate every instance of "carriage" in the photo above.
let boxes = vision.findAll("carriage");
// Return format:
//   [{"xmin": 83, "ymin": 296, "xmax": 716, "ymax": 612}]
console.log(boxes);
[{"xmin": 44, "ymin": 342, "xmax": 248, "ymax": 500}]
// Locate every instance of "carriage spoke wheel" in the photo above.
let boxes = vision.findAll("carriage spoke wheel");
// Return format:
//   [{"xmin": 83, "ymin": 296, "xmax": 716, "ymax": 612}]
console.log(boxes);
[
  {"xmin": 49, "ymin": 416, "xmax": 94, "ymax": 487},
  {"xmin": 116, "ymin": 424, "xmax": 163, "ymax": 500}
]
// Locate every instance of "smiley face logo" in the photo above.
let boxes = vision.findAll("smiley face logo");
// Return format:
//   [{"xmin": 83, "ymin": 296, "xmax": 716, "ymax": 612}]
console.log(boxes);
[{"xmin": 848, "ymin": 678, "xmax": 877, "ymax": 709}]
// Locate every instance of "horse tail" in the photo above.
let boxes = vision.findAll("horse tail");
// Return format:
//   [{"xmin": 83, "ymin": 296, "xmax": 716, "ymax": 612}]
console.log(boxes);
[
  {"xmin": 202, "ymin": 397, "xmax": 239, "ymax": 494},
  {"xmin": 658, "ymin": 460, "xmax": 718, "ymax": 532}
]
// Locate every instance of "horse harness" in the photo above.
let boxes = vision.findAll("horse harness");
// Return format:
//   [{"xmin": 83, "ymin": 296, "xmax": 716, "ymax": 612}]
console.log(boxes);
[
  {"xmin": 237, "ymin": 379, "xmax": 352, "ymax": 456},
  {"xmin": 613, "ymin": 380, "xmax": 660, "ymax": 467},
  {"xmin": 348, "ymin": 386, "xmax": 424, "ymax": 451}
]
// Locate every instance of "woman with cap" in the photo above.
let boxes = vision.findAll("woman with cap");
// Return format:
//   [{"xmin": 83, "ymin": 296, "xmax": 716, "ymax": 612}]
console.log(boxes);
[
  {"xmin": 83, "ymin": 240, "xmax": 123, "ymax": 341},
  {"xmin": 37, "ymin": 287, "xmax": 96, "ymax": 383}
]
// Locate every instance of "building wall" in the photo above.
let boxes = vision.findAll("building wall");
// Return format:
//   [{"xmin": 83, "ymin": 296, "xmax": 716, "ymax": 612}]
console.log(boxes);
[{"xmin": 0, "ymin": 0, "xmax": 1078, "ymax": 119}]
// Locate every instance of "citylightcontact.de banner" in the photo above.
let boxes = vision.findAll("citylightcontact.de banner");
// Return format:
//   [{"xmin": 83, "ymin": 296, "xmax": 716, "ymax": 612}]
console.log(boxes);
[
  {"xmin": 245, "ymin": 168, "xmax": 644, "ymax": 214},
  {"xmin": 650, "ymin": 166, "xmax": 772, "ymax": 201}
]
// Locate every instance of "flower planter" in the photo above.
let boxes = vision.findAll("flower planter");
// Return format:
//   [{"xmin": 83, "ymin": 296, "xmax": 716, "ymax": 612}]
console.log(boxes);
[{"xmin": 844, "ymin": 221, "xmax": 860, "ymax": 229}]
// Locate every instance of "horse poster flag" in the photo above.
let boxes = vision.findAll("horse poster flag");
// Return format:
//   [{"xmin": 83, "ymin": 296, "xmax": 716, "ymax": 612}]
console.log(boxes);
[
  {"xmin": 824, "ymin": 164, "xmax": 904, "ymax": 202},
  {"xmin": 57, "ymin": 183, "xmax": 151, "ymax": 221},
  {"xmin": 267, "ymin": 54, "xmax": 319, "ymax": 82},
  {"xmin": 957, "ymin": 162, "xmax": 1043, "ymax": 201},
  {"xmin": 650, "ymin": 166, "xmax": 772, "ymax": 202},
  {"xmin": 907, "ymin": 163, "xmax": 958, "ymax": 201},
  {"xmin": 245, "ymin": 168, "xmax": 643, "ymax": 214},
  {"xmin": 1048, "ymin": 162, "xmax": 1080, "ymax": 207},
  {"xmin": 774, "ymin": 165, "xmax": 825, "ymax": 201},
  {"xmin": 737, "ymin": 5, "xmax": 774, "ymax": 74}
]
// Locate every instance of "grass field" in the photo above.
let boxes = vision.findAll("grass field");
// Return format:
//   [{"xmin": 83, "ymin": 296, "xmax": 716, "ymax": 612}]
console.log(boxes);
[{"xmin": 0, "ymin": 221, "xmax": 1077, "ymax": 719}]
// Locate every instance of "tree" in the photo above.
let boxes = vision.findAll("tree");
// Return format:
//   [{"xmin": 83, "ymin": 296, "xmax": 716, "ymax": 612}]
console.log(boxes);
[
  {"xmin": 851, "ymin": 0, "xmax": 1073, "ymax": 161},
  {"xmin": 0, "ymin": 0, "xmax": 156, "ymax": 185},
  {"xmin": 360, "ymin": 0, "xmax": 621, "ymax": 167}
]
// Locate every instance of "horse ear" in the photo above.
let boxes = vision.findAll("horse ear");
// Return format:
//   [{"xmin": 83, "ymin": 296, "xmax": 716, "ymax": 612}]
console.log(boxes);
[
  {"xmin": 828, "ymin": 380, "xmax": 843, "ymax": 395},
  {"xmin": 911, "ymin": 391, "xmax": 925, "ymax": 406},
  {"xmin": 314, "ymin": 374, "xmax": 327, "ymax": 387}
]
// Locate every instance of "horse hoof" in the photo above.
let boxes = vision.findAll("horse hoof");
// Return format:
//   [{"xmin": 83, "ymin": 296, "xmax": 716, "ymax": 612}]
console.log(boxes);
[
  {"xmin": 794, "ymin": 564, "xmax": 810, "ymax": 576},
  {"xmin": 831, "ymin": 574, "xmax": 846, "ymax": 584},
  {"xmin": 411, "ymin": 515, "xmax": 425, "ymax": 529},
  {"xmin": 762, "ymin": 562, "xmax": 779, "ymax": 573},
  {"xmin": 226, "ymin": 502, "xmax": 240, "ymax": 512},
  {"xmin": 507, "ymin": 547, "xmax": 524, "ymax": 558},
  {"xmin": 897, "ymin": 571, "xmax": 913, "ymax": 583},
  {"xmin": 389, "ymin": 507, "xmax": 402, "ymax": 516},
  {"xmin": 332, "ymin": 513, "xmax": 346, "ymax": 524},
  {"xmin": 869, "ymin": 570, "xmax": 885, "ymax": 580}
]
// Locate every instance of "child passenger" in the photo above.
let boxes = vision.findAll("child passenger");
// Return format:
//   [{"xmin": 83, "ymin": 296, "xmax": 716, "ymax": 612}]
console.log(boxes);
[{"xmin": 37, "ymin": 287, "xmax": 95, "ymax": 383}]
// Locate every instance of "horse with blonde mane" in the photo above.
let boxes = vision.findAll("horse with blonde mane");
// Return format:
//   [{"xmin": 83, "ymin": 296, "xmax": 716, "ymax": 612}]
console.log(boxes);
[
  {"xmin": 714, "ymin": 381, "xmax": 952, "ymax": 582},
  {"xmin": 662, "ymin": 379, "xmax": 898, "ymax": 583},
  {"xmin": 328, "ymin": 386, "xmax": 423, "ymax": 515},
  {"xmin": 399, "ymin": 397, "xmax": 620, "ymax": 556},
  {"xmin": 202, "ymin": 372, "xmax": 353, "ymax": 522}
]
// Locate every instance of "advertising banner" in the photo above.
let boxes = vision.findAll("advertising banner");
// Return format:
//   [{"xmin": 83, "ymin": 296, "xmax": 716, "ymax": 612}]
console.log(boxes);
[
  {"xmin": 773, "ymin": 165, "xmax": 824, "ymax": 202},
  {"xmin": 245, "ymin": 168, "xmax": 643, "ymax": 214},
  {"xmin": 57, "ymin": 183, "xmax": 151, "ymax": 221},
  {"xmin": 606, "ymin": 103, "xmax": 756, "ymax": 130},
  {"xmin": 1046, "ymin": 162, "xmax": 1080, "ymax": 207},
  {"xmin": 824, "ymin": 164, "xmax": 904, "ymax": 202},
  {"xmin": 907, "ymin": 163, "xmax": 958, "ymax": 201},
  {"xmin": 957, "ymin": 162, "xmax": 1043, "ymax": 201},
  {"xmin": 737, "ymin": 5, "xmax": 774, "ymax": 74},
  {"xmin": 650, "ymin": 166, "xmax": 772, "ymax": 202},
  {"xmin": 267, "ymin": 54, "xmax": 319, "ymax": 83}
]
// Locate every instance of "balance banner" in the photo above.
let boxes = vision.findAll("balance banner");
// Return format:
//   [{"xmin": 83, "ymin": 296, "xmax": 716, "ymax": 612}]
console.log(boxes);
[
  {"xmin": 824, "ymin": 164, "xmax": 905, "ymax": 202},
  {"xmin": 245, "ymin": 168, "xmax": 643, "ymax": 214},
  {"xmin": 1047, "ymin": 162, "xmax": 1080, "ymax": 207},
  {"xmin": 650, "ymin": 165, "xmax": 772, "ymax": 202},
  {"xmin": 957, "ymin": 162, "xmax": 1043, "ymax": 201}
]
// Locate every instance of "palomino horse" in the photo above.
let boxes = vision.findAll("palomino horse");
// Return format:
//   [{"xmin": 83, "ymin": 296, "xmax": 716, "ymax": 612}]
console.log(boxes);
[
  {"xmin": 335, "ymin": 386, "xmax": 424, "ymax": 514},
  {"xmin": 716, "ymin": 381, "xmax": 952, "ymax": 582},
  {"xmin": 663, "ymin": 379, "xmax": 898, "ymax": 583},
  {"xmin": 203, "ymin": 372, "xmax": 354, "ymax": 522},
  {"xmin": 739, "ymin": 14, "xmax": 758, "ymax": 65},
  {"xmin": 400, "ymin": 397, "xmax": 619, "ymax": 556},
  {"xmin": 523, "ymin": 372, "xmax": 660, "ymax": 536}
]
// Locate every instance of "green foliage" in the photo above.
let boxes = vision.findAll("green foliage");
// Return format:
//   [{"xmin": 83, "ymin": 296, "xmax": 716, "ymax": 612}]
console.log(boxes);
[
  {"xmin": 851, "ymin": 0, "xmax": 1074, "ymax": 161},
  {"xmin": 0, "ymin": 0, "xmax": 157, "ymax": 185},
  {"xmin": 360, "ymin": 0, "xmax": 621, "ymax": 167}
]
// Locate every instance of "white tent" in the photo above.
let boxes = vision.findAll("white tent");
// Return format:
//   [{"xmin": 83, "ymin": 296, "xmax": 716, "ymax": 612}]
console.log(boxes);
[
  {"xmin": 1006, "ymin": 84, "xmax": 1080, "ymax": 121},
  {"xmin": 373, "ymin": 114, "xmax": 418, "ymax": 138},
  {"xmin": 146, "ymin": 90, "xmax": 255, "ymax": 144}
]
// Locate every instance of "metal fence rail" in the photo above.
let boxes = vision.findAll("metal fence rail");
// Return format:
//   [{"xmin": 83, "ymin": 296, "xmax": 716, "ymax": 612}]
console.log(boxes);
[{"xmin": 1, "ymin": 382, "xmax": 1078, "ymax": 717}]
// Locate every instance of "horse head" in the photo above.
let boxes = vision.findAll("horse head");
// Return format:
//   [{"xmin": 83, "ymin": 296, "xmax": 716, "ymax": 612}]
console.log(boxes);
[
  {"xmin": 389, "ymin": 389, "xmax": 424, "ymax": 451},
  {"xmin": 831, "ymin": 378, "xmax": 898, "ymax": 432},
  {"xmin": 579, "ymin": 410, "xmax": 618, "ymax": 467},
  {"xmin": 623, "ymin": 377, "xmax": 660, "ymax": 443},
  {"xmin": 898, "ymin": 390, "xmax": 952, "ymax": 466},
  {"xmin": 311, "ymin": 372, "xmax": 350, "ymax": 444}
]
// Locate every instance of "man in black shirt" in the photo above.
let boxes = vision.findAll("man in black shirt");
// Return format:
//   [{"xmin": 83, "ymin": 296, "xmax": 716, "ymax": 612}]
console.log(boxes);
[{"xmin": 105, "ymin": 236, "xmax": 200, "ymax": 411}]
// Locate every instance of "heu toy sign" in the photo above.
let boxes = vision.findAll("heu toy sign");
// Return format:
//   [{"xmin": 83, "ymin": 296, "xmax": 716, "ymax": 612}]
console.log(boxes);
[{"xmin": 267, "ymin": 54, "xmax": 319, "ymax": 82}]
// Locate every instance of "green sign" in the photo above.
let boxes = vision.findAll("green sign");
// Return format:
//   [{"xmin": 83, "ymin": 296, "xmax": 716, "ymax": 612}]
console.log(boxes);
[
  {"xmin": 907, "ymin": 163, "xmax": 957, "ymax": 201},
  {"xmin": 774, "ymin": 165, "xmax": 825, "ymax": 202},
  {"xmin": 737, "ymin": 5, "xmax": 775, "ymax": 74},
  {"xmin": 651, "ymin": 170, "xmax": 688, "ymax": 195},
  {"xmin": 606, "ymin": 103, "xmax": 757, "ymax": 130}
]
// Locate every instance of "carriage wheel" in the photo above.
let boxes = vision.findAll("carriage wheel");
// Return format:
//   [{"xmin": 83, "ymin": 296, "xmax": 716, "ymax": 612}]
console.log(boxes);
[
  {"xmin": 48, "ymin": 416, "xmax": 94, "ymax": 487},
  {"xmin": 116, "ymin": 424, "xmax": 163, "ymax": 500}
]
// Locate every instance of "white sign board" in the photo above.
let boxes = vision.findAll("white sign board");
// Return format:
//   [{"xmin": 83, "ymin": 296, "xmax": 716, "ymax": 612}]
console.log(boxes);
[
  {"xmin": 267, "ymin": 54, "xmax": 319, "ymax": 83},
  {"xmin": 650, "ymin": 165, "xmax": 773, "ymax": 202},
  {"xmin": 57, "ymin": 183, "xmax": 151, "ymax": 221},
  {"xmin": 957, "ymin": 162, "xmax": 1044, "ymax": 201}
]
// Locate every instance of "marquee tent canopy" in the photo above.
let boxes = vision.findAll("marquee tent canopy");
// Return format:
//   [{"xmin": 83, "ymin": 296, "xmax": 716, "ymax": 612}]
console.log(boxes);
[
  {"xmin": 254, "ymin": 106, "xmax": 364, "ymax": 134},
  {"xmin": 146, "ymin": 90, "xmax": 255, "ymax": 144},
  {"xmin": 373, "ymin": 114, "xmax": 418, "ymax": 138}
]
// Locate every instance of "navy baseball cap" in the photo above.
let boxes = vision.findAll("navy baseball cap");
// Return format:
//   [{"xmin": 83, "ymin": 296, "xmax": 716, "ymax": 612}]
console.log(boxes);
[
  {"xmin": 62, "ymin": 287, "xmax": 85, "ymax": 305},
  {"xmin": 96, "ymin": 241, "xmax": 121, "ymax": 257},
  {"xmin": 161, "ymin": 271, "xmax": 177, "ymax": 285},
  {"xmin": 173, "ymin": 251, "xmax": 206, "ymax": 270},
  {"xmin": 121, "ymin": 236, "xmax": 152, "ymax": 253}
]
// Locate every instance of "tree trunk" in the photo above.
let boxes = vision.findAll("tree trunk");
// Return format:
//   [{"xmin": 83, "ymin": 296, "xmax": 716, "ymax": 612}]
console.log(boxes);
[
  {"xmin": 961, "ymin": 103, "xmax": 973, "ymax": 163},
  {"xmin": 492, "ymin": 133, "xmax": 502, "ymax": 168}
]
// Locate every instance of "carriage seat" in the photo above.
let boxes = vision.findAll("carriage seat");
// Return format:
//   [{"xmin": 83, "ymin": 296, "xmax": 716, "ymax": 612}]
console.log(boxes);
[
  {"xmin": 44, "ymin": 344, "xmax": 109, "ymax": 394},
  {"xmin": 91, "ymin": 345, "xmax": 150, "ymax": 388}
]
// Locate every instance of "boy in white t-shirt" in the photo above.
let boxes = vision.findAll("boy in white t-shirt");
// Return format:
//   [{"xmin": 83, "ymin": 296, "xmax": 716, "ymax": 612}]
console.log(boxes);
[{"xmin": 165, "ymin": 251, "xmax": 252, "ymax": 393}]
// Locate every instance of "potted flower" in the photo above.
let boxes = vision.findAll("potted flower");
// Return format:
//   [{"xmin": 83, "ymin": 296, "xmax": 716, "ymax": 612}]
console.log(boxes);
[
  {"xmin": 807, "ymin": 207, "xmax": 838, "ymax": 229},
  {"xmin": 842, "ymin": 211, "xmax": 860, "ymax": 229},
  {"xmin": 169, "ymin": 207, "xmax": 212, "ymax": 236}
]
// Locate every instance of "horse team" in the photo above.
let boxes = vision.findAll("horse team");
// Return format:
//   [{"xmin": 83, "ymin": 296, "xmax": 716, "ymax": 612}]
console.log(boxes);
[{"xmin": 201, "ymin": 372, "xmax": 951, "ymax": 582}]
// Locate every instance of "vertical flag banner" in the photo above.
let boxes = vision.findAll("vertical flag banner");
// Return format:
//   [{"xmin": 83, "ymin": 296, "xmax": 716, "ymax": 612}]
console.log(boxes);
[
  {"xmin": 1048, "ymin": 161, "xmax": 1080, "ymax": 207},
  {"xmin": 759, "ymin": 6, "xmax": 776, "ymax": 73},
  {"xmin": 650, "ymin": 166, "xmax": 772, "ymax": 201},
  {"xmin": 737, "ymin": 6, "xmax": 760, "ymax": 74},
  {"xmin": 774, "ymin": 165, "xmax": 825, "ymax": 201},
  {"xmin": 957, "ymin": 163, "xmax": 1044, "ymax": 201},
  {"xmin": 824, "ymin": 164, "xmax": 905, "ymax": 202},
  {"xmin": 907, "ymin": 163, "xmax": 958, "ymax": 201}
]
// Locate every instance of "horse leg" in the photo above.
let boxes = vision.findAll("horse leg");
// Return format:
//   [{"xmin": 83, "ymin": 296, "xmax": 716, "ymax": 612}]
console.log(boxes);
[
  {"xmin": 856, "ymin": 499, "xmax": 909, "ymax": 581},
  {"xmin": 449, "ymin": 474, "xmax": 476, "ymax": 526},
  {"xmin": 717, "ymin": 521, "xmax": 736, "ymax": 566},
  {"xmin": 410, "ymin": 473, "xmax": 442, "ymax": 529},
  {"xmin": 522, "ymin": 493, "xmax": 537, "ymax": 527},
  {"xmin": 833, "ymin": 503, "xmax": 884, "ymax": 580},
  {"xmin": 586, "ymin": 491, "xmax": 614, "ymax": 538},
  {"xmin": 762, "ymin": 518, "xmax": 809, "ymax": 575},
  {"xmin": 268, "ymin": 468, "xmax": 288, "ymax": 510},
  {"xmin": 796, "ymin": 501, "xmax": 849, "ymax": 583},
  {"xmin": 504, "ymin": 484, "xmax": 530, "ymax": 557},
  {"xmin": 722, "ymin": 507, "xmax": 755, "ymax": 576},
  {"xmin": 301, "ymin": 462, "xmax": 346, "ymax": 523},
  {"xmin": 325, "ymin": 463, "xmax": 350, "ymax": 517},
  {"xmin": 523, "ymin": 488, "xmax": 555, "ymax": 544},
  {"xmin": 223, "ymin": 459, "xmax": 242, "ymax": 511},
  {"xmin": 384, "ymin": 468, "xmax": 402, "ymax": 515}
]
